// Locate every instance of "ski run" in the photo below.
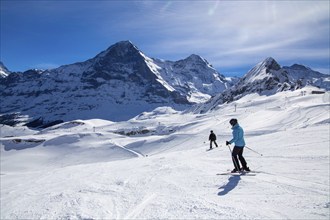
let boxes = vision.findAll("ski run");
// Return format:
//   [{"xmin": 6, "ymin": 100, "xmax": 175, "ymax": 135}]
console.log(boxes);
[{"xmin": 1, "ymin": 86, "xmax": 329, "ymax": 219}]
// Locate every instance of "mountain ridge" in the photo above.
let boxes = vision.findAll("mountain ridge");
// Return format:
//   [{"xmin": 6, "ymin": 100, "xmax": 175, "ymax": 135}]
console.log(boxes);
[
  {"xmin": 0, "ymin": 41, "xmax": 228, "ymax": 126},
  {"xmin": 1, "ymin": 42, "xmax": 329, "ymax": 126},
  {"xmin": 191, "ymin": 57, "xmax": 329, "ymax": 113}
]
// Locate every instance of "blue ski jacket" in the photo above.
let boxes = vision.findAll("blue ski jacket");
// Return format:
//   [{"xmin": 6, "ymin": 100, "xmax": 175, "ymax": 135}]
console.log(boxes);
[{"xmin": 229, "ymin": 123, "xmax": 245, "ymax": 147}]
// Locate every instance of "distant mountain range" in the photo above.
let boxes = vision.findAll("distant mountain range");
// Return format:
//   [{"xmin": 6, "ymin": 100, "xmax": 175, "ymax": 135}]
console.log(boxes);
[
  {"xmin": 192, "ymin": 57, "xmax": 330, "ymax": 113},
  {"xmin": 0, "ymin": 41, "xmax": 231, "ymax": 126},
  {"xmin": 0, "ymin": 41, "xmax": 329, "ymax": 127}
]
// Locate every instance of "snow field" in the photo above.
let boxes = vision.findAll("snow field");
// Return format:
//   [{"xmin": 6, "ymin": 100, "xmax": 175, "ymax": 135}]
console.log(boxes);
[{"xmin": 1, "ymin": 88, "xmax": 329, "ymax": 219}]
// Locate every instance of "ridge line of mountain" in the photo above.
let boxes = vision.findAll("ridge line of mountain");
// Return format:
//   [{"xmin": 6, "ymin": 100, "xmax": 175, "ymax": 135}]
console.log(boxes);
[{"xmin": 0, "ymin": 41, "xmax": 329, "ymax": 127}]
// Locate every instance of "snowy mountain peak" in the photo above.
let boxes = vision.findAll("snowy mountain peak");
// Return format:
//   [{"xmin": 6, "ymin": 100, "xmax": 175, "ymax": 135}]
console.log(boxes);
[
  {"xmin": 186, "ymin": 54, "xmax": 206, "ymax": 62},
  {"xmin": 289, "ymin": 64, "xmax": 311, "ymax": 71},
  {"xmin": 183, "ymin": 54, "xmax": 214, "ymax": 68},
  {"xmin": 243, "ymin": 57, "xmax": 282, "ymax": 84},
  {"xmin": 262, "ymin": 57, "xmax": 281, "ymax": 70},
  {"xmin": 192, "ymin": 57, "xmax": 329, "ymax": 113},
  {"xmin": 283, "ymin": 64, "xmax": 330, "ymax": 90},
  {"xmin": 96, "ymin": 40, "xmax": 141, "ymax": 59},
  {"xmin": 0, "ymin": 61, "xmax": 10, "ymax": 78},
  {"xmin": 109, "ymin": 40, "xmax": 138, "ymax": 52}
]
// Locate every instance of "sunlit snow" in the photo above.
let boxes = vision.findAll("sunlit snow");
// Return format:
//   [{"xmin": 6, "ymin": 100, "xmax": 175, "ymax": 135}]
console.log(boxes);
[{"xmin": 1, "ymin": 87, "xmax": 329, "ymax": 219}]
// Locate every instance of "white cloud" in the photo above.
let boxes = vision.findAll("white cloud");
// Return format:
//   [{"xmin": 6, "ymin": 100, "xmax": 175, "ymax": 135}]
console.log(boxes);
[
  {"xmin": 119, "ymin": 1, "xmax": 329, "ymax": 74},
  {"xmin": 2, "ymin": 0, "xmax": 328, "ymax": 75}
]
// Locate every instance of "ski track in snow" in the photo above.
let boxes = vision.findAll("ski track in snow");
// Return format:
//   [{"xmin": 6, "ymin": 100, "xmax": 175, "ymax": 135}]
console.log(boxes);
[
  {"xmin": 1, "ymin": 88, "xmax": 329, "ymax": 219},
  {"xmin": 124, "ymin": 193, "xmax": 157, "ymax": 219},
  {"xmin": 109, "ymin": 140, "xmax": 145, "ymax": 158}
]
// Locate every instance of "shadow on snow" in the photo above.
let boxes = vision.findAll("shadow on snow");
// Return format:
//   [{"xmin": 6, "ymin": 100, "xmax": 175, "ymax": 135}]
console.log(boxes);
[{"xmin": 218, "ymin": 175, "xmax": 241, "ymax": 196}]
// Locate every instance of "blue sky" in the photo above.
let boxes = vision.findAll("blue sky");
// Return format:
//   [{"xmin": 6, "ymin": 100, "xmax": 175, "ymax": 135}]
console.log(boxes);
[{"xmin": 1, "ymin": 0, "xmax": 329, "ymax": 76}]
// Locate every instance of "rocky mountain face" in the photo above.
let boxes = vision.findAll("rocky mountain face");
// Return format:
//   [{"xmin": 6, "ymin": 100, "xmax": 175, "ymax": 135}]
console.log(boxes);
[
  {"xmin": 0, "ymin": 41, "xmax": 229, "ymax": 126},
  {"xmin": 153, "ymin": 54, "xmax": 229, "ymax": 103},
  {"xmin": 192, "ymin": 57, "xmax": 330, "ymax": 113}
]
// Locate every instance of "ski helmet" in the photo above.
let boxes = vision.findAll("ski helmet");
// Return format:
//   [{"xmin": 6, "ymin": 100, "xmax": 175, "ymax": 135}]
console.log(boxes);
[{"xmin": 229, "ymin": 118, "xmax": 237, "ymax": 126}]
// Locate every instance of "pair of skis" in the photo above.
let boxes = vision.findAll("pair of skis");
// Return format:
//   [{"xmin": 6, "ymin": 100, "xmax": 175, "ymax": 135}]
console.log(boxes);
[
  {"xmin": 206, "ymin": 145, "xmax": 222, "ymax": 151},
  {"xmin": 217, "ymin": 170, "xmax": 257, "ymax": 176},
  {"xmin": 212, "ymin": 144, "xmax": 258, "ymax": 176}
]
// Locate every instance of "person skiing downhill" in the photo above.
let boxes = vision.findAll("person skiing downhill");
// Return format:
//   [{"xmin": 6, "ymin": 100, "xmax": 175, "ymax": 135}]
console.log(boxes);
[
  {"xmin": 209, "ymin": 130, "xmax": 218, "ymax": 149},
  {"xmin": 226, "ymin": 119, "xmax": 250, "ymax": 173}
]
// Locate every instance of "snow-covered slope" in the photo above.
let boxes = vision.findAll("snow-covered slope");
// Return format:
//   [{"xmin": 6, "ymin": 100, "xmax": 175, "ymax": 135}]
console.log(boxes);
[
  {"xmin": 1, "ymin": 87, "xmax": 329, "ymax": 219},
  {"xmin": 193, "ymin": 57, "xmax": 330, "ymax": 113},
  {"xmin": 0, "ymin": 41, "xmax": 227, "ymax": 126}
]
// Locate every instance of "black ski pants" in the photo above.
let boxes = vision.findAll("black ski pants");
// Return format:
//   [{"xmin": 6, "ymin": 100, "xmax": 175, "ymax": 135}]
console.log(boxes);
[
  {"xmin": 210, "ymin": 140, "xmax": 218, "ymax": 149},
  {"xmin": 232, "ymin": 146, "xmax": 247, "ymax": 170}
]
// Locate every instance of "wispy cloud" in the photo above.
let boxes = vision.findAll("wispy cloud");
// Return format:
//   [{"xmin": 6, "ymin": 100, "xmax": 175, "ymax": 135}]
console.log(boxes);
[
  {"xmin": 117, "ymin": 1, "xmax": 329, "ymax": 74},
  {"xmin": 33, "ymin": 63, "xmax": 60, "ymax": 70},
  {"xmin": 1, "ymin": 0, "xmax": 329, "ymax": 75}
]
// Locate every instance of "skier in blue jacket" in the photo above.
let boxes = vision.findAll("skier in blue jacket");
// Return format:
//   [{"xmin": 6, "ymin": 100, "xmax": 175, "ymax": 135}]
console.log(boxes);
[{"xmin": 226, "ymin": 118, "xmax": 250, "ymax": 173}]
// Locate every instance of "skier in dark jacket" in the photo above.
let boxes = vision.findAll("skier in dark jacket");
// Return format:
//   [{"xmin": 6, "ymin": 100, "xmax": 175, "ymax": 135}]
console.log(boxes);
[
  {"xmin": 209, "ymin": 130, "xmax": 218, "ymax": 149},
  {"xmin": 226, "ymin": 119, "xmax": 250, "ymax": 173}
]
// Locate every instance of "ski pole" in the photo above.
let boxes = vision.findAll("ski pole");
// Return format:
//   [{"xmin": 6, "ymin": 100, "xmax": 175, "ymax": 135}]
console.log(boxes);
[{"xmin": 245, "ymin": 146, "xmax": 263, "ymax": 156}]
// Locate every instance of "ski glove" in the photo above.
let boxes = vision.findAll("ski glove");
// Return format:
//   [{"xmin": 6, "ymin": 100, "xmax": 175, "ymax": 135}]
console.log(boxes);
[{"xmin": 226, "ymin": 141, "xmax": 230, "ymax": 145}]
